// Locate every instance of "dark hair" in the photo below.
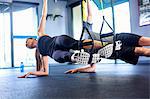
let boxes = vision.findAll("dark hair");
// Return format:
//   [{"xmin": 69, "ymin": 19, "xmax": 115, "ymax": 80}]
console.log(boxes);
[{"xmin": 35, "ymin": 49, "xmax": 42, "ymax": 71}]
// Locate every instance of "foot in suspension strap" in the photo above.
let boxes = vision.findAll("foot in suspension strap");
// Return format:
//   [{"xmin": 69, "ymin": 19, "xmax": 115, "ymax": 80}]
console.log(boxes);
[
  {"xmin": 71, "ymin": 50, "xmax": 101, "ymax": 64},
  {"xmin": 97, "ymin": 40, "xmax": 122, "ymax": 58},
  {"xmin": 98, "ymin": 44, "xmax": 113, "ymax": 58}
]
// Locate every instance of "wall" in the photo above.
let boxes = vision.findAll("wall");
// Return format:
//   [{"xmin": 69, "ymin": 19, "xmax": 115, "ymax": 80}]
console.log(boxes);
[
  {"xmin": 129, "ymin": 0, "xmax": 150, "ymax": 37},
  {"xmin": 129, "ymin": 0, "xmax": 150, "ymax": 63}
]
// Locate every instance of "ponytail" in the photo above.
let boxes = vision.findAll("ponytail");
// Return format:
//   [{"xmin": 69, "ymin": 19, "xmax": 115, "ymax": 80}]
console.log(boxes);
[{"xmin": 35, "ymin": 49, "xmax": 42, "ymax": 71}]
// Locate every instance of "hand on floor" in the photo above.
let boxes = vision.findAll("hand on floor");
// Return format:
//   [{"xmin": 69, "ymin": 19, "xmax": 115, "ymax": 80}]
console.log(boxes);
[
  {"xmin": 18, "ymin": 72, "xmax": 31, "ymax": 78},
  {"xmin": 65, "ymin": 69, "xmax": 78, "ymax": 74},
  {"xmin": 18, "ymin": 75, "xmax": 26, "ymax": 78}
]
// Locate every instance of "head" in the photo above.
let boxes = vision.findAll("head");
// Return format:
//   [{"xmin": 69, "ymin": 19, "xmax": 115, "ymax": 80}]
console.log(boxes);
[{"xmin": 26, "ymin": 38, "xmax": 37, "ymax": 49}]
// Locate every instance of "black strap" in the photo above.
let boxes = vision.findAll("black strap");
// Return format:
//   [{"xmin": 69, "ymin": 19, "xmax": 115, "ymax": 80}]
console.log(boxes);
[
  {"xmin": 99, "ymin": 16, "xmax": 114, "ymax": 47},
  {"xmin": 79, "ymin": 26, "xmax": 94, "ymax": 64},
  {"xmin": 81, "ymin": 41, "xmax": 93, "ymax": 47},
  {"xmin": 100, "ymin": 31, "xmax": 114, "ymax": 38}
]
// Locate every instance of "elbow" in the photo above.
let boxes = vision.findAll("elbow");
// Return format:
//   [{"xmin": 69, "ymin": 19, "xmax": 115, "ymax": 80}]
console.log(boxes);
[
  {"xmin": 45, "ymin": 72, "xmax": 49, "ymax": 76},
  {"xmin": 41, "ymin": 15, "xmax": 47, "ymax": 19},
  {"xmin": 45, "ymin": 73, "xmax": 49, "ymax": 76}
]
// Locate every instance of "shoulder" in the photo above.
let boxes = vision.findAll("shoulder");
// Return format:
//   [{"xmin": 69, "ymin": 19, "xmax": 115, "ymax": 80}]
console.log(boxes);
[
  {"xmin": 38, "ymin": 35, "xmax": 51, "ymax": 40},
  {"xmin": 38, "ymin": 32, "xmax": 49, "ymax": 37}
]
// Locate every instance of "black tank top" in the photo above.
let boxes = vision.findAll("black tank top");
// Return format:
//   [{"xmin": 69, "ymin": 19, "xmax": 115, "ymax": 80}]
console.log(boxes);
[{"xmin": 37, "ymin": 36, "xmax": 56, "ymax": 57}]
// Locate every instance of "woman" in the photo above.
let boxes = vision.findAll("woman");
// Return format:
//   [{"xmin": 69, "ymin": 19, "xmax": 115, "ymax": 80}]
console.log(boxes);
[
  {"xmin": 18, "ymin": 0, "xmax": 101, "ymax": 78},
  {"xmin": 18, "ymin": 0, "xmax": 150, "ymax": 78}
]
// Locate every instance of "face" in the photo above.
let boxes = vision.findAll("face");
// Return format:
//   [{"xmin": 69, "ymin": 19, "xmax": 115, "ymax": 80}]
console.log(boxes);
[{"xmin": 26, "ymin": 38, "xmax": 37, "ymax": 49}]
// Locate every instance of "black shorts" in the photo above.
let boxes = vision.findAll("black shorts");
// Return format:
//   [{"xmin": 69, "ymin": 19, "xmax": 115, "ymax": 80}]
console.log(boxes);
[{"xmin": 110, "ymin": 33, "xmax": 142, "ymax": 65}]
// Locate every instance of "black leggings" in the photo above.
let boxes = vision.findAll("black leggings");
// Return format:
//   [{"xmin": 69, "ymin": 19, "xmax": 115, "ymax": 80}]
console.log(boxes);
[{"xmin": 51, "ymin": 35, "xmax": 80, "ymax": 63}]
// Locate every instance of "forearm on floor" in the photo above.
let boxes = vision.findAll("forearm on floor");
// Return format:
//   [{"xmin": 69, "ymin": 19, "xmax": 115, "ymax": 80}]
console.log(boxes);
[
  {"xmin": 76, "ymin": 64, "xmax": 96, "ymax": 72},
  {"xmin": 29, "ymin": 71, "xmax": 49, "ymax": 76}
]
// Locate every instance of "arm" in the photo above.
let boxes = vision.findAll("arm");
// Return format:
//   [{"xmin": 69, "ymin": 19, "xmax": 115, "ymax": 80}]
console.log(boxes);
[
  {"xmin": 65, "ymin": 64, "xmax": 96, "ymax": 74},
  {"xmin": 24, "ymin": 56, "xmax": 49, "ymax": 77},
  {"xmin": 37, "ymin": 0, "xmax": 48, "ymax": 37},
  {"xmin": 18, "ymin": 55, "xmax": 49, "ymax": 78}
]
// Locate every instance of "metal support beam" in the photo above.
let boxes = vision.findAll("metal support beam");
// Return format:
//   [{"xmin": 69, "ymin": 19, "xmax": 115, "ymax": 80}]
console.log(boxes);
[
  {"xmin": 110, "ymin": 0, "xmax": 117, "ymax": 64},
  {"xmin": 10, "ymin": 3, "xmax": 14, "ymax": 67}
]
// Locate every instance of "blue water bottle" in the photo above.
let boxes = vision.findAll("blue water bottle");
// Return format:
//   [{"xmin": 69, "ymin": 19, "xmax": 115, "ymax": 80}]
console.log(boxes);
[{"xmin": 20, "ymin": 62, "xmax": 24, "ymax": 72}]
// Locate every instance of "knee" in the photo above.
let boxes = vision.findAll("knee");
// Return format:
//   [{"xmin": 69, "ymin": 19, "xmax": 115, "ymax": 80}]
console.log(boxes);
[
  {"xmin": 53, "ymin": 57, "xmax": 65, "ymax": 63},
  {"xmin": 143, "ymin": 50, "xmax": 150, "ymax": 56},
  {"xmin": 138, "ymin": 36, "xmax": 148, "ymax": 46},
  {"xmin": 134, "ymin": 47, "xmax": 144, "ymax": 55},
  {"xmin": 52, "ymin": 51, "xmax": 72, "ymax": 63},
  {"xmin": 52, "ymin": 52, "xmax": 65, "ymax": 63},
  {"xmin": 135, "ymin": 47, "xmax": 150, "ymax": 56}
]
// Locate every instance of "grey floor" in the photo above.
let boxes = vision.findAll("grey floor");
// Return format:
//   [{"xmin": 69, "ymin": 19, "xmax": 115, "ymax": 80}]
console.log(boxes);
[{"xmin": 0, "ymin": 63, "xmax": 149, "ymax": 99}]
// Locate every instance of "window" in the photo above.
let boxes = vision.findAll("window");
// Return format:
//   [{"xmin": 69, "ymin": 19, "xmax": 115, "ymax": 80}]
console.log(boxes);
[
  {"xmin": 13, "ymin": 7, "xmax": 38, "ymax": 67},
  {"xmin": 114, "ymin": 2, "xmax": 131, "ymax": 33},
  {"xmin": 0, "ymin": 3, "xmax": 38, "ymax": 68},
  {"xmin": 92, "ymin": 2, "xmax": 113, "ymax": 34},
  {"xmin": 13, "ymin": 7, "xmax": 37, "ymax": 36},
  {"xmin": 0, "ymin": 12, "xmax": 11, "ymax": 68},
  {"xmin": 73, "ymin": 5, "xmax": 82, "ymax": 40}
]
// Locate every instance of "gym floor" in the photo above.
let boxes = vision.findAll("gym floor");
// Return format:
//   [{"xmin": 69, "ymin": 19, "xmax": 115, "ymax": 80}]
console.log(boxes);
[{"xmin": 0, "ymin": 63, "xmax": 149, "ymax": 99}]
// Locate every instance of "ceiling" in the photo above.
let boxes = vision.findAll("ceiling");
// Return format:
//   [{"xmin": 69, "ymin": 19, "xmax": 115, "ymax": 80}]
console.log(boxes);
[
  {"xmin": 0, "ymin": 1, "xmax": 38, "ymax": 13},
  {"xmin": 0, "ymin": 0, "xmax": 68, "ymax": 13},
  {"xmin": 0, "ymin": 0, "xmax": 12, "ymax": 3},
  {"xmin": 93, "ymin": 0, "xmax": 129, "ymax": 9}
]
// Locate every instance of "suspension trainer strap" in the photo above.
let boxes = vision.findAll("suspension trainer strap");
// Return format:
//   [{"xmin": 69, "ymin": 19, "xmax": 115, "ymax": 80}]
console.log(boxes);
[
  {"xmin": 99, "ymin": 16, "xmax": 105, "ymax": 47},
  {"xmin": 85, "ymin": 27, "xmax": 94, "ymax": 64},
  {"xmin": 82, "ymin": 0, "xmax": 87, "ymax": 22},
  {"xmin": 81, "ymin": 41, "xmax": 93, "ymax": 47},
  {"xmin": 79, "ymin": 0, "xmax": 95, "ymax": 64},
  {"xmin": 99, "ymin": 0, "xmax": 114, "ymax": 47},
  {"xmin": 103, "ymin": 17, "xmax": 114, "ymax": 32},
  {"xmin": 99, "ymin": 0, "xmax": 105, "ymax": 47}
]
